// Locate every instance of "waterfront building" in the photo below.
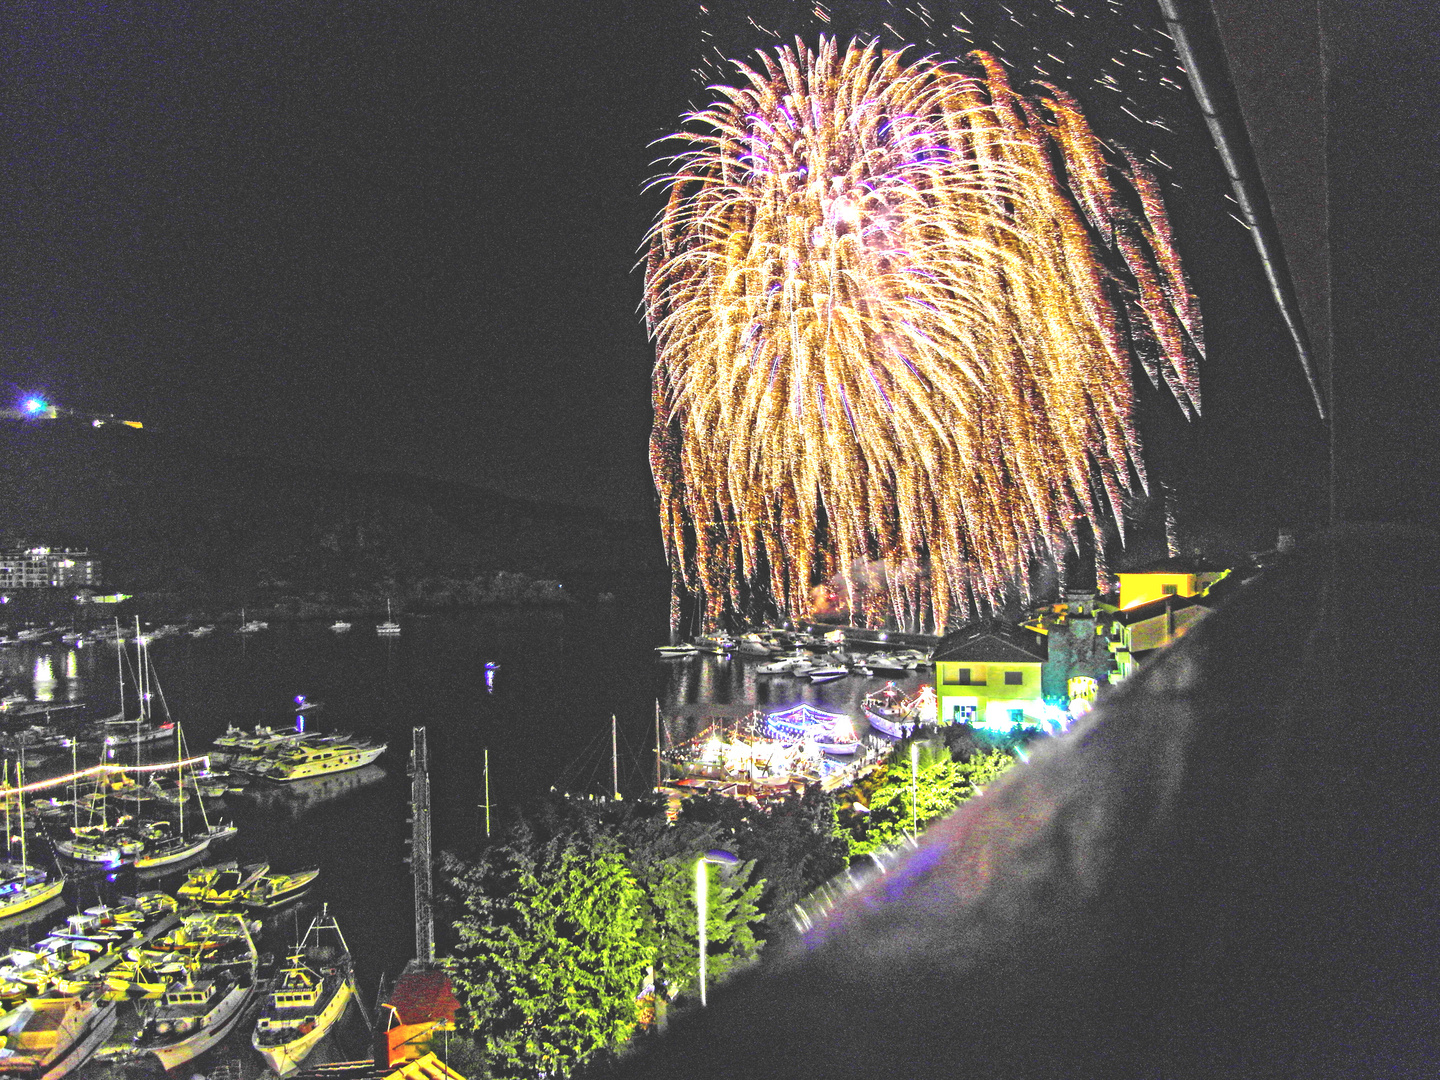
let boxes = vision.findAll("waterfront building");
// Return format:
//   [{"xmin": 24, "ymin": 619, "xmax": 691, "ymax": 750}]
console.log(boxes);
[
  {"xmin": 1116, "ymin": 558, "xmax": 1230, "ymax": 610},
  {"xmin": 0, "ymin": 547, "xmax": 101, "ymax": 590},
  {"xmin": 932, "ymin": 622, "xmax": 1049, "ymax": 731}
]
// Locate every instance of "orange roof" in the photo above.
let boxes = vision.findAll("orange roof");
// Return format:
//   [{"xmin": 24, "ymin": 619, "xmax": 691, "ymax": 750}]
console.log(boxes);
[{"xmin": 387, "ymin": 970, "xmax": 458, "ymax": 1026}]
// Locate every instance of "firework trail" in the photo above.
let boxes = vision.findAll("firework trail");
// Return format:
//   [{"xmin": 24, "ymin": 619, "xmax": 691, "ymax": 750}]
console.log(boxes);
[{"xmin": 645, "ymin": 37, "xmax": 1201, "ymax": 631}]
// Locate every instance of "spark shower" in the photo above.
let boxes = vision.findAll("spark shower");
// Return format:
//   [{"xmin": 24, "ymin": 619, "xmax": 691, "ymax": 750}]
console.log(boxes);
[{"xmin": 645, "ymin": 38, "xmax": 1201, "ymax": 631}]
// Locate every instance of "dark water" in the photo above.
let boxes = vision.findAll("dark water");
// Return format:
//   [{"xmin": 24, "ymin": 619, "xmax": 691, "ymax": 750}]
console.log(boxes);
[{"xmin": 0, "ymin": 599, "xmax": 925, "ymax": 1072}]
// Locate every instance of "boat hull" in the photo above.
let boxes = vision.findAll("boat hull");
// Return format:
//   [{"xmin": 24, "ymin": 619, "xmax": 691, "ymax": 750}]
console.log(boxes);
[
  {"xmin": 264, "ymin": 745, "xmax": 385, "ymax": 782},
  {"xmin": 133, "ymin": 835, "xmax": 211, "ymax": 870},
  {"xmin": 254, "ymin": 977, "xmax": 355, "ymax": 1075},
  {"xmin": 143, "ymin": 981, "xmax": 254, "ymax": 1071},
  {"xmin": 0, "ymin": 878, "xmax": 66, "ymax": 920}
]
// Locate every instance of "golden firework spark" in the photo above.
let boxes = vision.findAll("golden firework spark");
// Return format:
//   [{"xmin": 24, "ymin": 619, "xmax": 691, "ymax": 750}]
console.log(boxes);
[{"xmin": 645, "ymin": 37, "xmax": 1201, "ymax": 630}]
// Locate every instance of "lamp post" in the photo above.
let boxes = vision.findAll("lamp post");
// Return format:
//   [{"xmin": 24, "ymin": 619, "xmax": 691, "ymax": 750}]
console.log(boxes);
[
  {"xmin": 696, "ymin": 849, "xmax": 740, "ymax": 1006},
  {"xmin": 910, "ymin": 741, "xmax": 920, "ymax": 838}
]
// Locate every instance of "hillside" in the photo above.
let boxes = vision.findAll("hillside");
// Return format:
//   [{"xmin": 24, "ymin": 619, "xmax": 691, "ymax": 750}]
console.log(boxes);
[{"xmin": 0, "ymin": 419, "xmax": 666, "ymax": 610}]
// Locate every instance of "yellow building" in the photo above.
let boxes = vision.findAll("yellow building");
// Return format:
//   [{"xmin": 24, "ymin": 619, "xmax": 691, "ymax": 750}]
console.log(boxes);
[
  {"xmin": 1117, "ymin": 560, "xmax": 1230, "ymax": 610},
  {"xmin": 932, "ymin": 623, "xmax": 1049, "ymax": 731}
]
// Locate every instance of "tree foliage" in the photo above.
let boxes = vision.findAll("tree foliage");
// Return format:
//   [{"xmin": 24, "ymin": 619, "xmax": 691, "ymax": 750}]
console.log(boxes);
[
  {"xmin": 444, "ymin": 827, "xmax": 652, "ymax": 1079},
  {"xmin": 840, "ymin": 741, "xmax": 1016, "ymax": 857}
]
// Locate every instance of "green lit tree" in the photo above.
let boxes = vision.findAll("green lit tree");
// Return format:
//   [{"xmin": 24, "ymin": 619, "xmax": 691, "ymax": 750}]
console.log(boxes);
[
  {"xmin": 631, "ymin": 829, "xmax": 764, "ymax": 1011},
  {"xmin": 842, "ymin": 743, "xmax": 1016, "ymax": 857},
  {"xmin": 443, "ymin": 827, "xmax": 652, "ymax": 1079}
]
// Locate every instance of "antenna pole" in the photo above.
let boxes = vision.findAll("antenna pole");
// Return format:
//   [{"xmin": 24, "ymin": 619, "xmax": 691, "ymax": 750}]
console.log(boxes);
[{"xmin": 410, "ymin": 726, "xmax": 435, "ymax": 965}]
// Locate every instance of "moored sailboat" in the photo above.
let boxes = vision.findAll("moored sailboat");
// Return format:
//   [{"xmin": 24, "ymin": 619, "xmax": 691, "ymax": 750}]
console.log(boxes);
[{"xmin": 0, "ymin": 759, "xmax": 65, "ymax": 921}]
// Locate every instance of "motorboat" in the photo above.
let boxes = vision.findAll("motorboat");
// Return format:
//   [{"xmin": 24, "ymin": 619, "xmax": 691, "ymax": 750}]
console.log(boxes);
[
  {"xmin": 691, "ymin": 634, "xmax": 735, "ymax": 654},
  {"xmin": 242, "ymin": 867, "xmax": 320, "ymax": 911},
  {"xmin": 328, "ymin": 621, "xmax": 352, "ymax": 633},
  {"xmin": 806, "ymin": 664, "xmax": 849, "ymax": 683},
  {"xmin": 257, "ymin": 740, "xmax": 387, "ymax": 783},
  {"xmin": 0, "ymin": 994, "xmax": 118, "ymax": 1079},
  {"xmin": 54, "ymin": 824, "xmax": 145, "ymax": 864},
  {"xmin": 653, "ymin": 644, "xmax": 698, "ymax": 657},
  {"xmin": 251, "ymin": 905, "xmax": 356, "ymax": 1075},
  {"xmin": 184, "ymin": 862, "xmax": 270, "ymax": 908},
  {"xmin": 755, "ymin": 658, "xmax": 798, "ymax": 675},
  {"xmin": 188, "ymin": 625, "xmax": 215, "ymax": 639},
  {"xmin": 813, "ymin": 723, "xmax": 861, "ymax": 756}
]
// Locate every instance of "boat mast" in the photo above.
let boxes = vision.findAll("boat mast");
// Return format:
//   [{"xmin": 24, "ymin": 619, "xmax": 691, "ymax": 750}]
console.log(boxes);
[
  {"xmin": 612, "ymin": 715, "xmax": 619, "ymax": 801},
  {"xmin": 4, "ymin": 760, "xmax": 10, "ymax": 862},
  {"xmin": 16, "ymin": 754, "xmax": 26, "ymax": 867},
  {"xmin": 71, "ymin": 737, "xmax": 78, "ymax": 831},
  {"xmin": 655, "ymin": 700, "xmax": 662, "ymax": 791}
]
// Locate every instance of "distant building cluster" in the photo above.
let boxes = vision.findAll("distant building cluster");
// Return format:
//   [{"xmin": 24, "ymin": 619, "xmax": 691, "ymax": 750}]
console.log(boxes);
[
  {"xmin": 932, "ymin": 558, "xmax": 1240, "ymax": 731},
  {"xmin": 0, "ymin": 547, "xmax": 102, "ymax": 590}
]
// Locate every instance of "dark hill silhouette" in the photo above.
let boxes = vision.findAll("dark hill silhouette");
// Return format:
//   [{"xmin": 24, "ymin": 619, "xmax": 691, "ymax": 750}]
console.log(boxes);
[{"xmin": 0, "ymin": 418, "xmax": 664, "ymax": 604}]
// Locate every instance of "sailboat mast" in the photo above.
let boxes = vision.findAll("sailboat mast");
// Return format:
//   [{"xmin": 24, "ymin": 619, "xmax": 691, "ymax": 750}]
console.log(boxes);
[
  {"xmin": 655, "ymin": 700, "xmax": 662, "ymax": 791},
  {"xmin": 17, "ymin": 754, "xmax": 26, "ymax": 867},
  {"xmin": 612, "ymin": 715, "xmax": 619, "ymax": 800},
  {"xmin": 4, "ymin": 760, "xmax": 10, "ymax": 862},
  {"xmin": 177, "ymin": 722, "xmax": 184, "ymax": 837},
  {"xmin": 483, "ymin": 747, "xmax": 491, "ymax": 839}
]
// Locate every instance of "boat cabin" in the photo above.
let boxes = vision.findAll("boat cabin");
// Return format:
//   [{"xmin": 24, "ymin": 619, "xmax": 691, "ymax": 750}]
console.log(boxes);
[{"xmin": 164, "ymin": 978, "xmax": 219, "ymax": 1007}]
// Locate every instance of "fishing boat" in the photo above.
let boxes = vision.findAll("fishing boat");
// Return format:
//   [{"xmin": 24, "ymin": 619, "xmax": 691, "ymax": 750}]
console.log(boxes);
[
  {"xmin": 251, "ymin": 905, "xmax": 356, "ymax": 1075},
  {"xmin": 376, "ymin": 600, "xmax": 400, "ymax": 637},
  {"xmin": 132, "ymin": 914, "xmax": 259, "ymax": 1070},
  {"xmin": 257, "ymin": 740, "xmax": 387, "ymax": 783},
  {"xmin": 0, "ymin": 994, "xmax": 118, "ymax": 1079},
  {"xmin": 862, "ymin": 683, "xmax": 912, "ymax": 739}
]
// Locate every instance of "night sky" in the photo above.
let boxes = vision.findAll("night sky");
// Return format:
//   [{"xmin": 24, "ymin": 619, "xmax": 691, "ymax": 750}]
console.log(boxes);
[{"xmin": 3, "ymin": 0, "xmax": 1327, "ymax": 550}]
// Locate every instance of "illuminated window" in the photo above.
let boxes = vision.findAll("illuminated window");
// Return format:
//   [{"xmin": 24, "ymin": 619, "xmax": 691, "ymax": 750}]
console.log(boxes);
[{"xmin": 1004, "ymin": 670, "xmax": 1023, "ymax": 685}]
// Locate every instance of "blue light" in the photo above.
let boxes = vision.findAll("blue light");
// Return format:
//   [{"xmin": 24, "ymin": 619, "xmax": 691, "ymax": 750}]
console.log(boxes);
[{"xmin": 23, "ymin": 397, "xmax": 46, "ymax": 414}]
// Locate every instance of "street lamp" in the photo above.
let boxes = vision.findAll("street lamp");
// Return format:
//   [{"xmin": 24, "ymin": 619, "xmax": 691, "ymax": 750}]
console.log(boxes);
[
  {"xmin": 696, "ymin": 849, "xmax": 740, "ymax": 1007},
  {"xmin": 910, "ymin": 741, "xmax": 920, "ymax": 838}
]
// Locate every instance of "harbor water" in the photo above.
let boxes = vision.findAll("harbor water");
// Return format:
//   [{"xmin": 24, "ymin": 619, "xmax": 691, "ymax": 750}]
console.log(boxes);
[{"xmin": 0, "ymin": 596, "xmax": 926, "ymax": 1075}]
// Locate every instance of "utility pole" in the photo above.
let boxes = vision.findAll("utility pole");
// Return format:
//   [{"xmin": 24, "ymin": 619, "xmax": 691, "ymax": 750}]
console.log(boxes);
[
  {"xmin": 410, "ymin": 726, "xmax": 434, "ymax": 965},
  {"xmin": 482, "ymin": 747, "xmax": 491, "ymax": 839}
]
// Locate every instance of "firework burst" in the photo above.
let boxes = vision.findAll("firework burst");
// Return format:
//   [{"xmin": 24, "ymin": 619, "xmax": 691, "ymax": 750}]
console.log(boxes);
[{"xmin": 645, "ymin": 37, "xmax": 1201, "ymax": 630}]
